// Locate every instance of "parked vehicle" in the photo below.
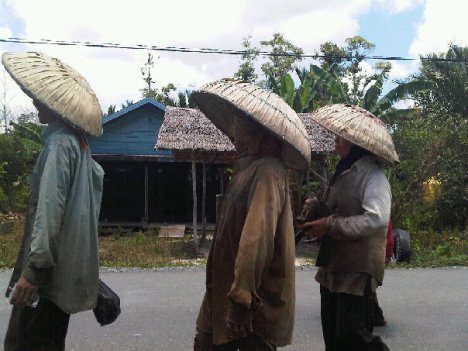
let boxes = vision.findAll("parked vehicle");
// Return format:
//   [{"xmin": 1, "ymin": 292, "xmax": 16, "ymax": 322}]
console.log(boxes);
[{"xmin": 392, "ymin": 228, "xmax": 412, "ymax": 262}]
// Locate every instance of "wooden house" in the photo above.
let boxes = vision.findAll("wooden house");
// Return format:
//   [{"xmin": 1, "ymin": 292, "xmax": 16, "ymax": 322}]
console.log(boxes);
[
  {"xmin": 87, "ymin": 98, "xmax": 232, "ymax": 228},
  {"xmin": 156, "ymin": 106, "xmax": 237, "ymax": 241}
]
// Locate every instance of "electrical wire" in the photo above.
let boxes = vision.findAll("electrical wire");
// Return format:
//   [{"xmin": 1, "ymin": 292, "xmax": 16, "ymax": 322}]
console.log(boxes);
[{"xmin": 0, "ymin": 37, "xmax": 466, "ymax": 63}]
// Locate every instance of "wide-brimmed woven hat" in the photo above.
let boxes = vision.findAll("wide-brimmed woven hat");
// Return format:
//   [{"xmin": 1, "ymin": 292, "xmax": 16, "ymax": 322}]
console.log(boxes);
[
  {"xmin": 2, "ymin": 52, "xmax": 102, "ymax": 136},
  {"xmin": 309, "ymin": 104, "xmax": 399, "ymax": 164},
  {"xmin": 191, "ymin": 79, "xmax": 311, "ymax": 170}
]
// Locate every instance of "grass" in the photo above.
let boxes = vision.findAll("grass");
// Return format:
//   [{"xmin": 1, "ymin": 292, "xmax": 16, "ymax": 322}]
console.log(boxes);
[
  {"xmin": 1, "ymin": 216, "xmax": 467, "ymax": 269},
  {"xmin": 0, "ymin": 219, "xmax": 22, "ymax": 268},
  {"xmin": 396, "ymin": 228, "xmax": 468, "ymax": 268},
  {"xmin": 99, "ymin": 231, "xmax": 203, "ymax": 268},
  {"xmin": 0, "ymin": 217, "xmax": 205, "ymax": 269}
]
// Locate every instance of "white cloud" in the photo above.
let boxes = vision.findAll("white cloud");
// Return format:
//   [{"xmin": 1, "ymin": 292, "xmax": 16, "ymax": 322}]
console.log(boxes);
[
  {"xmin": 375, "ymin": 0, "xmax": 423, "ymax": 14},
  {"xmin": 276, "ymin": 9, "xmax": 360, "ymax": 51},
  {"xmin": 410, "ymin": 0, "xmax": 468, "ymax": 56},
  {"xmin": 393, "ymin": 98, "xmax": 415, "ymax": 109},
  {"xmin": 3, "ymin": 0, "xmax": 417, "ymax": 112},
  {"xmin": 0, "ymin": 26, "xmax": 11, "ymax": 38},
  {"xmin": 388, "ymin": 60, "xmax": 420, "ymax": 80}
]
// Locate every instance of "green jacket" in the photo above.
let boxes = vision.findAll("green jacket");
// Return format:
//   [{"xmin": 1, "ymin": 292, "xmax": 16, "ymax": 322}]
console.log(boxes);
[{"xmin": 8, "ymin": 120, "xmax": 104, "ymax": 314}]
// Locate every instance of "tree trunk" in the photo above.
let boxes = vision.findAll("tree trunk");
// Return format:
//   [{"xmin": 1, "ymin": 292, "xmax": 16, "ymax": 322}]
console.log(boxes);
[{"xmin": 191, "ymin": 153, "xmax": 199, "ymax": 254}]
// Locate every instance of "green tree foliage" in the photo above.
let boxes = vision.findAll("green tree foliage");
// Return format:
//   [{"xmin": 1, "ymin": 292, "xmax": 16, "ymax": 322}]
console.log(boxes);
[
  {"xmin": 260, "ymin": 33, "xmax": 303, "ymax": 89},
  {"xmin": 298, "ymin": 64, "xmax": 349, "ymax": 110},
  {"xmin": 391, "ymin": 45, "xmax": 468, "ymax": 230},
  {"xmin": 106, "ymin": 104, "xmax": 116, "ymax": 116},
  {"xmin": 268, "ymin": 64, "xmax": 349, "ymax": 113},
  {"xmin": 234, "ymin": 35, "xmax": 259, "ymax": 82},
  {"xmin": 177, "ymin": 90, "xmax": 196, "ymax": 108},
  {"xmin": 141, "ymin": 52, "xmax": 156, "ymax": 96},
  {"xmin": 121, "ymin": 100, "xmax": 134, "ymax": 110},
  {"xmin": 419, "ymin": 45, "xmax": 468, "ymax": 115},
  {"xmin": 317, "ymin": 41, "xmax": 348, "ymax": 75},
  {"xmin": 317, "ymin": 36, "xmax": 381, "ymax": 105},
  {"xmin": 0, "ymin": 116, "xmax": 42, "ymax": 212}
]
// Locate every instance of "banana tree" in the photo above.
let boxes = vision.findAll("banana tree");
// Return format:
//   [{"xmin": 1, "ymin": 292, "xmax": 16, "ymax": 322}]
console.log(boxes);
[{"xmin": 269, "ymin": 64, "xmax": 349, "ymax": 113}]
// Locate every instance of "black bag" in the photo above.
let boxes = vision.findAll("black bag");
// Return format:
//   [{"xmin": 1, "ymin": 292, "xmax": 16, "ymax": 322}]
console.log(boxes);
[{"xmin": 93, "ymin": 279, "xmax": 121, "ymax": 326}]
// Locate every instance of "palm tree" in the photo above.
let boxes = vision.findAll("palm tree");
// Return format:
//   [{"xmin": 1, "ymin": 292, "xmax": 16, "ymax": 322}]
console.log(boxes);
[{"xmin": 418, "ymin": 44, "xmax": 468, "ymax": 115}]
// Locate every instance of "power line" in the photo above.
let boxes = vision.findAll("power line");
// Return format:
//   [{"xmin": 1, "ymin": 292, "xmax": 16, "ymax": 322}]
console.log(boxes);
[{"xmin": 0, "ymin": 37, "xmax": 467, "ymax": 63}]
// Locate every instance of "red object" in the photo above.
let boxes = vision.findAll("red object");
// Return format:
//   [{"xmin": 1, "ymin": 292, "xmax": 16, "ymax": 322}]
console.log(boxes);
[{"xmin": 385, "ymin": 221, "xmax": 394, "ymax": 259}]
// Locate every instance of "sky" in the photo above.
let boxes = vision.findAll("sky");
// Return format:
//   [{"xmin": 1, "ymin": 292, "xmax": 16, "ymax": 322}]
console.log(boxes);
[{"xmin": 1, "ymin": 0, "xmax": 468, "ymax": 117}]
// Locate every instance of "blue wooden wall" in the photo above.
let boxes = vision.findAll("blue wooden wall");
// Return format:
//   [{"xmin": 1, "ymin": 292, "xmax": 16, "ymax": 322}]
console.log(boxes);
[{"xmin": 88, "ymin": 98, "xmax": 171, "ymax": 156}]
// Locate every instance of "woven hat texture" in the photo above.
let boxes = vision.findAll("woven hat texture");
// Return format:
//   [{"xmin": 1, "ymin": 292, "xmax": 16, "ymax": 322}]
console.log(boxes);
[
  {"xmin": 309, "ymin": 104, "xmax": 399, "ymax": 164},
  {"xmin": 192, "ymin": 79, "xmax": 311, "ymax": 170},
  {"xmin": 2, "ymin": 52, "xmax": 102, "ymax": 136}
]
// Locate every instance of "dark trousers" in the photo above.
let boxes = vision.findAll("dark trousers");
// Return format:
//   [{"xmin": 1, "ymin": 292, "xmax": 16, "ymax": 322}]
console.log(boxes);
[
  {"xmin": 195, "ymin": 332, "xmax": 276, "ymax": 351},
  {"xmin": 4, "ymin": 298, "xmax": 70, "ymax": 351},
  {"xmin": 372, "ymin": 292, "xmax": 386, "ymax": 327},
  {"xmin": 320, "ymin": 283, "xmax": 389, "ymax": 351}
]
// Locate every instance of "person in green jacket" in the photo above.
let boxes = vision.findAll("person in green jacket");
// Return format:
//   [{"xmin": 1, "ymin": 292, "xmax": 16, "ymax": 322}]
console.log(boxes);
[{"xmin": 2, "ymin": 52, "xmax": 104, "ymax": 351}]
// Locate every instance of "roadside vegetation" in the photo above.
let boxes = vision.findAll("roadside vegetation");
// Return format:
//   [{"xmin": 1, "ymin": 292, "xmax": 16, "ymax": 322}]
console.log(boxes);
[
  {"xmin": 99, "ymin": 230, "xmax": 202, "ymax": 268},
  {"xmin": 0, "ymin": 217, "xmax": 203, "ymax": 269},
  {"xmin": 1, "ymin": 217, "xmax": 466, "ymax": 269}
]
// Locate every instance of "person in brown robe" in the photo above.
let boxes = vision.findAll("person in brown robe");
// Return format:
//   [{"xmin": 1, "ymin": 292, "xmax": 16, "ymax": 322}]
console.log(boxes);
[
  {"xmin": 192, "ymin": 79, "xmax": 311, "ymax": 351},
  {"xmin": 195, "ymin": 116, "xmax": 296, "ymax": 351}
]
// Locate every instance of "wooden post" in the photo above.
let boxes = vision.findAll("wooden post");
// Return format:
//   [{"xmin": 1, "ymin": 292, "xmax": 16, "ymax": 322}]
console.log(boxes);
[
  {"xmin": 191, "ymin": 152, "xmax": 199, "ymax": 253},
  {"xmin": 144, "ymin": 163, "xmax": 149, "ymax": 225},
  {"xmin": 201, "ymin": 154, "xmax": 207, "ymax": 241}
]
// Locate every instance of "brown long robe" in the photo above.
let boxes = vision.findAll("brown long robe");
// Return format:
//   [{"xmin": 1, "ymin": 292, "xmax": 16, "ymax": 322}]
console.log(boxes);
[{"xmin": 196, "ymin": 156, "xmax": 295, "ymax": 347}]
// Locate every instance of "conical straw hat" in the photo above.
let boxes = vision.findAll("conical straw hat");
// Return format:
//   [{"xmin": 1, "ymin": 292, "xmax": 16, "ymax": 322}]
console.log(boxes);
[
  {"xmin": 2, "ymin": 52, "xmax": 102, "ymax": 136},
  {"xmin": 309, "ymin": 104, "xmax": 399, "ymax": 164},
  {"xmin": 192, "ymin": 79, "xmax": 311, "ymax": 170}
]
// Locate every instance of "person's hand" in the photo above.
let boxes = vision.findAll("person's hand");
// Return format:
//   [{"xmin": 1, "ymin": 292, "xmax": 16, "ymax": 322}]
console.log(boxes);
[
  {"xmin": 10, "ymin": 276, "xmax": 38, "ymax": 307},
  {"xmin": 298, "ymin": 216, "xmax": 330, "ymax": 238},
  {"xmin": 226, "ymin": 302, "xmax": 252, "ymax": 339},
  {"xmin": 296, "ymin": 197, "xmax": 320, "ymax": 224}
]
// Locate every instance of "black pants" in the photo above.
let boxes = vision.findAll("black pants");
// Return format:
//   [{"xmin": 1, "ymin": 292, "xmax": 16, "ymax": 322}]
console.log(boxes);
[
  {"xmin": 4, "ymin": 298, "xmax": 70, "ymax": 351},
  {"xmin": 320, "ymin": 283, "xmax": 389, "ymax": 351},
  {"xmin": 372, "ymin": 292, "xmax": 386, "ymax": 327}
]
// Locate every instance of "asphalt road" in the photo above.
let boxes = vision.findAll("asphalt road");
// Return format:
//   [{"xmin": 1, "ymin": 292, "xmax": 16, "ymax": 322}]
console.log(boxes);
[{"xmin": 0, "ymin": 267, "xmax": 467, "ymax": 351}]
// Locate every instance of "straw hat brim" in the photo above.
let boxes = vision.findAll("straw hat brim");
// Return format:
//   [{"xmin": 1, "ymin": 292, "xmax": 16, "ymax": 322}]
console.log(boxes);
[
  {"xmin": 192, "ymin": 79, "xmax": 311, "ymax": 170},
  {"xmin": 309, "ymin": 104, "xmax": 399, "ymax": 165},
  {"xmin": 2, "ymin": 52, "xmax": 102, "ymax": 136}
]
